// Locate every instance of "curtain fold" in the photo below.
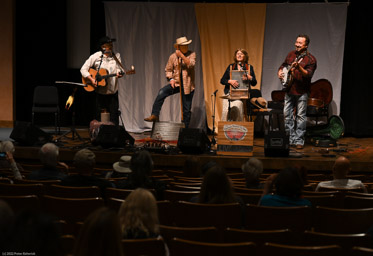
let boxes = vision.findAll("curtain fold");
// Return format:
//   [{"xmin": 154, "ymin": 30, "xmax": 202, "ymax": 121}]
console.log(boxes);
[{"xmin": 195, "ymin": 3, "xmax": 267, "ymax": 131}]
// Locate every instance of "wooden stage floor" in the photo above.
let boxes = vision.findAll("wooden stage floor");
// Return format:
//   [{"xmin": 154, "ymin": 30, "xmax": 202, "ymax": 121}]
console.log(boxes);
[{"xmin": 11, "ymin": 127, "xmax": 373, "ymax": 174}]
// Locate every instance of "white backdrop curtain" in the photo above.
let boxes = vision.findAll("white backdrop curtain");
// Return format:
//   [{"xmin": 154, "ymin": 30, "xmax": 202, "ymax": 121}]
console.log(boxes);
[
  {"xmin": 261, "ymin": 3, "xmax": 348, "ymax": 115},
  {"xmin": 104, "ymin": 2, "xmax": 205, "ymax": 133}
]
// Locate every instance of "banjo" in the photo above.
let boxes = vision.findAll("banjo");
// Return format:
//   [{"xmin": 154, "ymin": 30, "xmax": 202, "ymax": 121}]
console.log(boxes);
[{"xmin": 281, "ymin": 51, "xmax": 307, "ymax": 89}]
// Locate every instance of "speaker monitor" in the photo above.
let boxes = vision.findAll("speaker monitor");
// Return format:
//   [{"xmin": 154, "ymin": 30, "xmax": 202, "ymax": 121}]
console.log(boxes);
[
  {"xmin": 95, "ymin": 125, "xmax": 134, "ymax": 148},
  {"xmin": 10, "ymin": 121, "xmax": 52, "ymax": 146},
  {"xmin": 264, "ymin": 131, "xmax": 289, "ymax": 157},
  {"xmin": 177, "ymin": 128, "xmax": 211, "ymax": 154}
]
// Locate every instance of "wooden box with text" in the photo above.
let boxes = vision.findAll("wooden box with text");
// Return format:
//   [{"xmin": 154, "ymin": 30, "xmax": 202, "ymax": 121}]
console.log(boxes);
[{"xmin": 217, "ymin": 121, "xmax": 254, "ymax": 156}]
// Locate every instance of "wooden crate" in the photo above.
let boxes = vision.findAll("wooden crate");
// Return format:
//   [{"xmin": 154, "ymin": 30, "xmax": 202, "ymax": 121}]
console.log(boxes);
[{"xmin": 217, "ymin": 121, "xmax": 253, "ymax": 156}]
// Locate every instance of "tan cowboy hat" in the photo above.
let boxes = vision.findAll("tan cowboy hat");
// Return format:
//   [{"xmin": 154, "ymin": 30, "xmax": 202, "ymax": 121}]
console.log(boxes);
[
  {"xmin": 174, "ymin": 36, "xmax": 192, "ymax": 49},
  {"xmin": 250, "ymin": 97, "xmax": 267, "ymax": 109},
  {"xmin": 113, "ymin": 155, "xmax": 132, "ymax": 173}
]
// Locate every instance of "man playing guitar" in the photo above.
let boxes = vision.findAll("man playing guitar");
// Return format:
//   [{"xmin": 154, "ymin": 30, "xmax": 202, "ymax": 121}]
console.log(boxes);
[
  {"xmin": 277, "ymin": 34, "xmax": 317, "ymax": 149},
  {"xmin": 80, "ymin": 36, "xmax": 124, "ymax": 125}
]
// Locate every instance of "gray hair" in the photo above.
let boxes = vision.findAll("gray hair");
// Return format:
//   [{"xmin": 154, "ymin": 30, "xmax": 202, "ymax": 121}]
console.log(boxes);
[
  {"xmin": 241, "ymin": 157, "xmax": 263, "ymax": 180},
  {"xmin": 39, "ymin": 143, "xmax": 59, "ymax": 167},
  {"xmin": 74, "ymin": 149, "xmax": 96, "ymax": 170},
  {"xmin": 0, "ymin": 141, "xmax": 15, "ymax": 153}
]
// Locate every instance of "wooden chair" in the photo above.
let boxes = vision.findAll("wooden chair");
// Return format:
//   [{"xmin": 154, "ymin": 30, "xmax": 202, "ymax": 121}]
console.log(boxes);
[
  {"xmin": 347, "ymin": 191, "xmax": 373, "ymax": 198},
  {"xmin": 169, "ymin": 184, "xmax": 200, "ymax": 191},
  {"xmin": 244, "ymin": 204, "xmax": 312, "ymax": 232},
  {"xmin": 312, "ymin": 206, "xmax": 373, "ymax": 234},
  {"xmin": 163, "ymin": 189, "xmax": 199, "ymax": 202},
  {"xmin": 167, "ymin": 237, "xmax": 256, "ymax": 256},
  {"xmin": 45, "ymin": 184, "xmax": 101, "ymax": 198},
  {"xmin": 351, "ymin": 246, "xmax": 373, "ymax": 256},
  {"xmin": 344, "ymin": 195, "xmax": 373, "ymax": 209},
  {"xmin": 223, "ymin": 227, "xmax": 298, "ymax": 245},
  {"xmin": 122, "ymin": 237, "xmax": 166, "ymax": 256},
  {"xmin": 0, "ymin": 195, "xmax": 40, "ymax": 213},
  {"xmin": 105, "ymin": 187, "xmax": 156, "ymax": 200},
  {"xmin": 0, "ymin": 182, "xmax": 44, "ymax": 196},
  {"xmin": 159, "ymin": 225, "xmax": 219, "ymax": 243},
  {"xmin": 0, "ymin": 177, "xmax": 12, "ymax": 184},
  {"xmin": 261, "ymin": 242, "xmax": 342, "ymax": 256},
  {"xmin": 235, "ymin": 192, "xmax": 262, "ymax": 205},
  {"xmin": 170, "ymin": 181, "xmax": 202, "ymax": 187},
  {"xmin": 157, "ymin": 200, "xmax": 174, "ymax": 226},
  {"xmin": 318, "ymin": 186, "xmax": 367, "ymax": 193},
  {"xmin": 14, "ymin": 179, "xmax": 61, "ymax": 186},
  {"xmin": 41, "ymin": 195, "xmax": 105, "ymax": 223},
  {"xmin": 304, "ymin": 194, "xmax": 340, "ymax": 208},
  {"xmin": 226, "ymin": 173, "xmax": 245, "ymax": 179},
  {"xmin": 233, "ymin": 187, "xmax": 264, "ymax": 194},
  {"xmin": 302, "ymin": 230, "xmax": 372, "ymax": 250},
  {"xmin": 173, "ymin": 201, "xmax": 243, "ymax": 230}
]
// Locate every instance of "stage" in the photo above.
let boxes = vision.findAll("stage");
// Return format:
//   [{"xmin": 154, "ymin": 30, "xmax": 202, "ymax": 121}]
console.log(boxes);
[{"xmin": 4, "ymin": 126, "xmax": 373, "ymax": 174}]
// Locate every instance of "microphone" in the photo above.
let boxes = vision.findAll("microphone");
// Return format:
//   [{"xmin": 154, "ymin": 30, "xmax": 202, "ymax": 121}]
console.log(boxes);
[{"xmin": 211, "ymin": 89, "xmax": 218, "ymax": 96}]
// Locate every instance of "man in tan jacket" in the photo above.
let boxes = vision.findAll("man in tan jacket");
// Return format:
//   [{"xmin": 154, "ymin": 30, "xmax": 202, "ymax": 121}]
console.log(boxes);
[{"xmin": 144, "ymin": 36, "xmax": 196, "ymax": 128}]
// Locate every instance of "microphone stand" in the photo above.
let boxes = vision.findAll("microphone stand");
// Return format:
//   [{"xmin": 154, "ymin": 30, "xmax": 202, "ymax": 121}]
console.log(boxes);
[{"xmin": 211, "ymin": 91, "xmax": 217, "ymax": 146}]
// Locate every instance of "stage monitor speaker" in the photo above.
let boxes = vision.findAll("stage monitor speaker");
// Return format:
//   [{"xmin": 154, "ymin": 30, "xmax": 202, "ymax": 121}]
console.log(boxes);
[
  {"xmin": 177, "ymin": 128, "xmax": 211, "ymax": 154},
  {"xmin": 95, "ymin": 125, "xmax": 134, "ymax": 148},
  {"xmin": 10, "ymin": 121, "xmax": 52, "ymax": 146},
  {"xmin": 264, "ymin": 131, "xmax": 289, "ymax": 157}
]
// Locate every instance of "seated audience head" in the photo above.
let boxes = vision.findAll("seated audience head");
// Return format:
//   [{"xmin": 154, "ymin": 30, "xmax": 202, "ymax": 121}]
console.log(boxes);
[
  {"xmin": 183, "ymin": 155, "xmax": 200, "ymax": 177},
  {"xmin": 130, "ymin": 150, "xmax": 153, "ymax": 185},
  {"xmin": 241, "ymin": 157, "xmax": 263, "ymax": 187},
  {"xmin": 74, "ymin": 149, "xmax": 96, "ymax": 174},
  {"xmin": 201, "ymin": 160, "xmax": 218, "ymax": 176},
  {"xmin": 39, "ymin": 143, "xmax": 59, "ymax": 167},
  {"xmin": 113, "ymin": 155, "xmax": 132, "ymax": 176},
  {"xmin": 274, "ymin": 167, "xmax": 304, "ymax": 198},
  {"xmin": 119, "ymin": 188, "xmax": 159, "ymax": 239},
  {"xmin": 0, "ymin": 140, "xmax": 15, "ymax": 153},
  {"xmin": 74, "ymin": 207, "xmax": 123, "ymax": 256},
  {"xmin": 199, "ymin": 165, "xmax": 236, "ymax": 204},
  {"xmin": 332, "ymin": 156, "xmax": 351, "ymax": 179}
]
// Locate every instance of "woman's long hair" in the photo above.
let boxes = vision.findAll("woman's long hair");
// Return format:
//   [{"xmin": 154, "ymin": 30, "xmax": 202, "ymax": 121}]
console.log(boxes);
[
  {"xmin": 119, "ymin": 188, "xmax": 159, "ymax": 238},
  {"xmin": 129, "ymin": 150, "xmax": 154, "ymax": 186},
  {"xmin": 233, "ymin": 48, "xmax": 249, "ymax": 64},
  {"xmin": 198, "ymin": 165, "xmax": 236, "ymax": 204}
]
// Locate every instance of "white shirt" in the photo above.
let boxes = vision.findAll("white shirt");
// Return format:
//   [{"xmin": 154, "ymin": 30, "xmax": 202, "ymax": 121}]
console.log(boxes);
[
  {"xmin": 316, "ymin": 179, "xmax": 367, "ymax": 192},
  {"xmin": 80, "ymin": 51, "xmax": 122, "ymax": 95}
]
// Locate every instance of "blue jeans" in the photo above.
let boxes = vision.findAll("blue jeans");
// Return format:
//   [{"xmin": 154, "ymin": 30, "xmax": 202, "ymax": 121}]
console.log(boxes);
[
  {"xmin": 151, "ymin": 84, "xmax": 194, "ymax": 128},
  {"xmin": 284, "ymin": 93, "xmax": 308, "ymax": 145}
]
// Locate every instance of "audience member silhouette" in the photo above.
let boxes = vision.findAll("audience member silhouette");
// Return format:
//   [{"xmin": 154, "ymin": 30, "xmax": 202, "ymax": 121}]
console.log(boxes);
[
  {"xmin": 0, "ymin": 200, "xmax": 15, "ymax": 252},
  {"xmin": 116, "ymin": 150, "xmax": 166, "ymax": 199},
  {"xmin": 259, "ymin": 167, "xmax": 311, "ymax": 207},
  {"xmin": 119, "ymin": 188, "xmax": 160, "ymax": 239},
  {"xmin": 241, "ymin": 157, "xmax": 264, "ymax": 189},
  {"xmin": 108, "ymin": 155, "xmax": 132, "ymax": 178},
  {"xmin": 191, "ymin": 165, "xmax": 243, "ymax": 205},
  {"xmin": 182, "ymin": 155, "xmax": 201, "ymax": 177},
  {"xmin": 316, "ymin": 156, "xmax": 367, "ymax": 192},
  {"xmin": 27, "ymin": 143, "xmax": 68, "ymax": 180},
  {"xmin": 0, "ymin": 140, "xmax": 23, "ymax": 179},
  {"xmin": 10, "ymin": 210, "xmax": 63, "ymax": 256},
  {"xmin": 74, "ymin": 207, "xmax": 124, "ymax": 256},
  {"xmin": 61, "ymin": 149, "xmax": 114, "ymax": 192}
]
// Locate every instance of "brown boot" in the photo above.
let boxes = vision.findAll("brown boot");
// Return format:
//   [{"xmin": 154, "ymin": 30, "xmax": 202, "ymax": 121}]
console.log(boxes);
[{"xmin": 144, "ymin": 115, "xmax": 159, "ymax": 122}]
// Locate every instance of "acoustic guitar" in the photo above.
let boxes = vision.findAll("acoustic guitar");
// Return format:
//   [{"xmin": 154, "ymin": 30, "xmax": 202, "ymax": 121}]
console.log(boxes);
[{"xmin": 82, "ymin": 67, "xmax": 135, "ymax": 92}]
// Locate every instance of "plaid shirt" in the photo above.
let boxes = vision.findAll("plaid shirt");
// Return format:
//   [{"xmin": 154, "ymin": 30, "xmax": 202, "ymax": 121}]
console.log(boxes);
[{"xmin": 279, "ymin": 50, "xmax": 317, "ymax": 95}]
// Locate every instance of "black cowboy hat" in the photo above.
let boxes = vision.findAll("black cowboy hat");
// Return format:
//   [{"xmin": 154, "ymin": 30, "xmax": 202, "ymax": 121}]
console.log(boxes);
[{"xmin": 98, "ymin": 36, "xmax": 116, "ymax": 46}]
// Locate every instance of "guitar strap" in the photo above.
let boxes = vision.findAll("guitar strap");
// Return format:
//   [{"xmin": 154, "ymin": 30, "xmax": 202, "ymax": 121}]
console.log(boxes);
[{"xmin": 111, "ymin": 52, "xmax": 126, "ymax": 73}]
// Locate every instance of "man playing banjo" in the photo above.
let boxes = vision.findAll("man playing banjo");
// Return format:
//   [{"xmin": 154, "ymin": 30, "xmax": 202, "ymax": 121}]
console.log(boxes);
[{"xmin": 277, "ymin": 34, "xmax": 317, "ymax": 149}]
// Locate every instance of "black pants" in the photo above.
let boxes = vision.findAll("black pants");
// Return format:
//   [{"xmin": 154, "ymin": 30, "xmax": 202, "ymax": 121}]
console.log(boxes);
[{"xmin": 96, "ymin": 92, "xmax": 119, "ymax": 125}]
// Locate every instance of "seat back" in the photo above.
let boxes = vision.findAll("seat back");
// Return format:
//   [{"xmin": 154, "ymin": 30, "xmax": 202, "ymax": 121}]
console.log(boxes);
[
  {"xmin": 0, "ymin": 183, "xmax": 44, "ymax": 196},
  {"xmin": 313, "ymin": 206, "xmax": 373, "ymax": 234},
  {"xmin": 261, "ymin": 242, "xmax": 341, "ymax": 256},
  {"xmin": 0, "ymin": 195, "xmax": 40, "ymax": 213},
  {"xmin": 174, "ymin": 201, "xmax": 243, "ymax": 230},
  {"xmin": 33, "ymin": 86, "xmax": 59, "ymax": 107},
  {"xmin": 344, "ymin": 195, "xmax": 373, "ymax": 209},
  {"xmin": 122, "ymin": 237, "xmax": 166, "ymax": 256},
  {"xmin": 159, "ymin": 225, "xmax": 219, "ymax": 243},
  {"xmin": 163, "ymin": 190, "xmax": 199, "ymax": 202},
  {"xmin": 45, "ymin": 184, "xmax": 101, "ymax": 198},
  {"xmin": 168, "ymin": 237, "xmax": 256, "ymax": 256},
  {"xmin": 245, "ymin": 204, "xmax": 312, "ymax": 232}
]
